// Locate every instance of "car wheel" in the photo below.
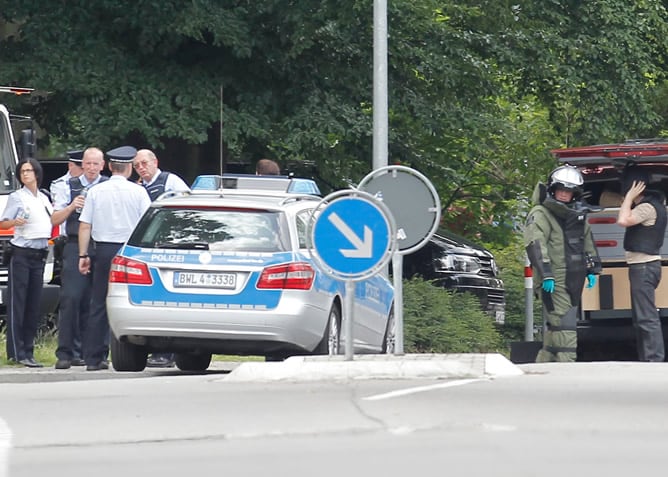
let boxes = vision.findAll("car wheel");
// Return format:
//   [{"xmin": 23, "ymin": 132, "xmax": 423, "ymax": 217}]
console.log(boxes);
[
  {"xmin": 315, "ymin": 303, "xmax": 341, "ymax": 355},
  {"xmin": 382, "ymin": 305, "xmax": 396, "ymax": 354},
  {"xmin": 110, "ymin": 333, "xmax": 148, "ymax": 372},
  {"xmin": 175, "ymin": 352, "xmax": 212, "ymax": 372}
]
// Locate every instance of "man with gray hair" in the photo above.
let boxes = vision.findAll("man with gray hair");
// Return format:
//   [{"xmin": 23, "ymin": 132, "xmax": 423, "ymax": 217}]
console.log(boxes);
[{"xmin": 133, "ymin": 148, "xmax": 189, "ymax": 367}]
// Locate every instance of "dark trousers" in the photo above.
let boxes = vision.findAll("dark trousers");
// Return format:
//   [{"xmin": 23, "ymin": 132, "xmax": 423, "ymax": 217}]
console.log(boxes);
[
  {"xmin": 629, "ymin": 260, "xmax": 665, "ymax": 362},
  {"xmin": 6, "ymin": 248, "xmax": 46, "ymax": 361},
  {"xmin": 55, "ymin": 241, "xmax": 92, "ymax": 360},
  {"xmin": 83, "ymin": 242, "xmax": 122, "ymax": 366}
]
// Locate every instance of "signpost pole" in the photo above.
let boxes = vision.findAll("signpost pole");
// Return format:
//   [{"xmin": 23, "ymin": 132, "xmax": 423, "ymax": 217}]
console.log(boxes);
[
  {"xmin": 392, "ymin": 254, "xmax": 404, "ymax": 355},
  {"xmin": 358, "ymin": 166, "xmax": 441, "ymax": 358},
  {"xmin": 344, "ymin": 281, "xmax": 355, "ymax": 361}
]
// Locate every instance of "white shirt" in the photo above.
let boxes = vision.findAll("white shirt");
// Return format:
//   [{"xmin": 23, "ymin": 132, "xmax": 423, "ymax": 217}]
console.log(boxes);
[
  {"xmin": 143, "ymin": 168, "xmax": 190, "ymax": 192},
  {"xmin": 50, "ymin": 172, "xmax": 71, "ymax": 210},
  {"xmin": 79, "ymin": 176, "xmax": 151, "ymax": 243},
  {"xmin": 1, "ymin": 187, "xmax": 53, "ymax": 248}
]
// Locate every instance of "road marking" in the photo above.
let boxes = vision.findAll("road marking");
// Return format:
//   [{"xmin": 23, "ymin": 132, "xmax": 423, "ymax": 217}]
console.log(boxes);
[
  {"xmin": 0, "ymin": 417, "xmax": 12, "ymax": 477},
  {"xmin": 328, "ymin": 212, "xmax": 372, "ymax": 258},
  {"xmin": 362, "ymin": 378, "xmax": 485, "ymax": 401}
]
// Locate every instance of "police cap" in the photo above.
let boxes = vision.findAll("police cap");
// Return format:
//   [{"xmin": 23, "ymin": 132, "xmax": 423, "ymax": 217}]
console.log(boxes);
[
  {"xmin": 106, "ymin": 145, "xmax": 137, "ymax": 163},
  {"xmin": 67, "ymin": 149, "xmax": 84, "ymax": 165}
]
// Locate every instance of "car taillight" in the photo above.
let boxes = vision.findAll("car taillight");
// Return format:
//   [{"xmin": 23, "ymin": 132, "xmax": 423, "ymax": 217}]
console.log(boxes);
[
  {"xmin": 109, "ymin": 256, "xmax": 153, "ymax": 285},
  {"xmin": 257, "ymin": 262, "xmax": 315, "ymax": 290}
]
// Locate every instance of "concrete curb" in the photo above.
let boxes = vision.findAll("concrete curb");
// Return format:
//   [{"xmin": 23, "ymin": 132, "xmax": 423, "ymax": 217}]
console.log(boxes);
[{"xmin": 224, "ymin": 353, "xmax": 523, "ymax": 382}]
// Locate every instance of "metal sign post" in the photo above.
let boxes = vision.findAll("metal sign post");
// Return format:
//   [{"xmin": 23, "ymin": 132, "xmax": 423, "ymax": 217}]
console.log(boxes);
[
  {"xmin": 359, "ymin": 166, "xmax": 441, "ymax": 355},
  {"xmin": 309, "ymin": 189, "xmax": 396, "ymax": 360}
]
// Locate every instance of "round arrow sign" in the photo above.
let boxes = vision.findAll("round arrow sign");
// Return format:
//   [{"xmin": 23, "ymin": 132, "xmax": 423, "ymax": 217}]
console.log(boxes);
[{"xmin": 310, "ymin": 190, "xmax": 396, "ymax": 281}]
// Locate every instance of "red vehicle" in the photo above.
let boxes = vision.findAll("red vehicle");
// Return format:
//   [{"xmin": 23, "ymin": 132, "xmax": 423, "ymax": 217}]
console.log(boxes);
[{"xmin": 551, "ymin": 139, "xmax": 668, "ymax": 359}]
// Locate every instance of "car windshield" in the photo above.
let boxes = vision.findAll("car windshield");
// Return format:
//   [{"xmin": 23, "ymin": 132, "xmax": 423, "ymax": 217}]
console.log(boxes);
[{"xmin": 129, "ymin": 207, "xmax": 289, "ymax": 252}]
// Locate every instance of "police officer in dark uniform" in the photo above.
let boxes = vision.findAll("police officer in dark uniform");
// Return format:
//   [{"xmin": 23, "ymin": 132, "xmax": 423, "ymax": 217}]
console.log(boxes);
[
  {"xmin": 133, "ymin": 148, "xmax": 189, "ymax": 367},
  {"xmin": 78, "ymin": 146, "xmax": 151, "ymax": 371},
  {"xmin": 51, "ymin": 147, "xmax": 107, "ymax": 369},
  {"xmin": 50, "ymin": 150, "xmax": 84, "ymax": 236}
]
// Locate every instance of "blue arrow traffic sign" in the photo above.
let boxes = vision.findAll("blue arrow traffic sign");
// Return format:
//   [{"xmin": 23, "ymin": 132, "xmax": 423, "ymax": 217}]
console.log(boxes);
[{"xmin": 312, "ymin": 195, "xmax": 394, "ymax": 279}]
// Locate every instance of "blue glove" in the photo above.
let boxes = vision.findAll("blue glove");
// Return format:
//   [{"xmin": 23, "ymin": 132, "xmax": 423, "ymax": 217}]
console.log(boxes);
[
  {"xmin": 586, "ymin": 274, "xmax": 597, "ymax": 289},
  {"xmin": 542, "ymin": 278, "xmax": 555, "ymax": 293}
]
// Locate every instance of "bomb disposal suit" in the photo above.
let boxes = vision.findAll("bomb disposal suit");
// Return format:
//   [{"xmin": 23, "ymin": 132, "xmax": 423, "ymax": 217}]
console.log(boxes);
[{"xmin": 524, "ymin": 165, "xmax": 602, "ymax": 362}]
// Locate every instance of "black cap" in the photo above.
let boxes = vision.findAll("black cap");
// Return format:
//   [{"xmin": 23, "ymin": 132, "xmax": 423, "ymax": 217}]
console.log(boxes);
[
  {"xmin": 67, "ymin": 149, "xmax": 84, "ymax": 164},
  {"xmin": 106, "ymin": 145, "xmax": 137, "ymax": 163}
]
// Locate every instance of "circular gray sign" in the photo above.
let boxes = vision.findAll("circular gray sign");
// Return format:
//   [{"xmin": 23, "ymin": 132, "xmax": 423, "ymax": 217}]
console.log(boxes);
[{"xmin": 358, "ymin": 166, "xmax": 440, "ymax": 254}]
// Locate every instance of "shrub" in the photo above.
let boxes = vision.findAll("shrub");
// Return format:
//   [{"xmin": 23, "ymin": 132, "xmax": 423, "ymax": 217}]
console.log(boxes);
[{"xmin": 402, "ymin": 277, "xmax": 504, "ymax": 353}]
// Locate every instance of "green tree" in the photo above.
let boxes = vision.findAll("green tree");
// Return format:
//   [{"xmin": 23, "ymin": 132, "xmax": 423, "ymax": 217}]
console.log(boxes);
[{"xmin": 2, "ymin": 0, "xmax": 668, "ymax": 249}]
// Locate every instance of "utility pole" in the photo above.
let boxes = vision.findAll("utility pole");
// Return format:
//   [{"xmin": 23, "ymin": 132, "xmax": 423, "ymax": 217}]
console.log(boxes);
[{"xmin": 373, "ymin": 0, "xmax": 388, "ymax": 171}]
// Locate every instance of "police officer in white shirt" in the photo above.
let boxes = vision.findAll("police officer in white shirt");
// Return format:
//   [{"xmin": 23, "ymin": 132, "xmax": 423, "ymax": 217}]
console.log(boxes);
[
  {"xmin": 78, "ymin": 146, "xmax": 151, "ymax": 371},
  {"xmin": 51, "ymin": 147, "xmax": 107, "ymax": 369},
  {"xmin": 0, "ymin": 159, "xmax": 53, "ymax": 367}
]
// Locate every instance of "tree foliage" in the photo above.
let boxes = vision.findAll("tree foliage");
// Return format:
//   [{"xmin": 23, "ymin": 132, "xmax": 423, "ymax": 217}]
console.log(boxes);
[{"xmin": 1, "ymin": 0, "xmax": 668, "ymax": 248}]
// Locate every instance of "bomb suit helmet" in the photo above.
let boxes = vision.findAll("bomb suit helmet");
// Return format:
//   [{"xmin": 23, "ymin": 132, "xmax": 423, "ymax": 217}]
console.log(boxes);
[{"xmin": 547, "ymin": 164, "xmax": 583, "ymax": 200}]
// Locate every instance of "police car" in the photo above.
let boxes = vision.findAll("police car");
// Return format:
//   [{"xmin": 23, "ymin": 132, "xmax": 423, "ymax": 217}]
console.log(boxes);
[{"xmin": 106, "ymin": 186, "xmax": 395, "ymax": 371}]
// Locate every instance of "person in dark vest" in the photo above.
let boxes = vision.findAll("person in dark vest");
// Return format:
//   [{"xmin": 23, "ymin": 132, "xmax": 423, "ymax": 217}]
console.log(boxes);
[
  {"xmin": 524, "ymin": 165, "xmax": 602, "ymax": 362},
  {"xmin": 133, "ymin": 148, "xmax": 189, "ymax": 367},
  {"xmin": 50, "ymin": 150, "xmax": 84, "ymax": 236},
  {"xmin": 133, "ymin": 149, "xmax": 189, "ymax": 201},
  {"xmin": 617, "ymin": 166, "xmax": 668, "ymax": 362},
  {"xmin": 51, "ymin": 147, "xmax": 107, "ymax": 369}
]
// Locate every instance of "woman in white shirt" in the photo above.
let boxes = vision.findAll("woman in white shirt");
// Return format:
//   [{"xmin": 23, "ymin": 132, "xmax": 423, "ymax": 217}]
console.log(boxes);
[{"xmin": 0, "ymin": 158, "xmax": 53, "ymax": 367}]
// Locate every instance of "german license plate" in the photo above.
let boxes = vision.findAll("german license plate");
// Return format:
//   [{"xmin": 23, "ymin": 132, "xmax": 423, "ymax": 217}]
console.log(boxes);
[{"xmin": 173, "ymin": 271, "xmax": 237, "ymax": 289}]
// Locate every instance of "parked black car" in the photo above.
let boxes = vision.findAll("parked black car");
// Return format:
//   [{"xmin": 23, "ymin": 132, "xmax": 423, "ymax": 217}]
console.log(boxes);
[{"xmin": 402, "ymin": 229, "xmax": 506, "ymax": 324}]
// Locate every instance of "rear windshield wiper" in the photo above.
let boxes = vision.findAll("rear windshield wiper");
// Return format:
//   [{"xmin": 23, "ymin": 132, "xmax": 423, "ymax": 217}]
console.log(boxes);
[{"xmin": 154, "ymin": 241, "xmax": 209, "ymax": 250}]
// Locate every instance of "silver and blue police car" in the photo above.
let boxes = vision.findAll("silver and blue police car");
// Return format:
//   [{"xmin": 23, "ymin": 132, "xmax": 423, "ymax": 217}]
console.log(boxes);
[{"xmin": 107, "ymin": 186, "xmax": 395, "ymax": 371}]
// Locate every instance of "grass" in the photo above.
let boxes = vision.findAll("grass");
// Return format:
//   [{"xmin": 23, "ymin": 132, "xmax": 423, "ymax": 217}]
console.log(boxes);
[
  {"xmin": 0, "ymin": 329, "xmax": 264, "ymax": 367},
  {"xmin": 0, "ymin": 330, "xmax": 59, "ymax": 367}
]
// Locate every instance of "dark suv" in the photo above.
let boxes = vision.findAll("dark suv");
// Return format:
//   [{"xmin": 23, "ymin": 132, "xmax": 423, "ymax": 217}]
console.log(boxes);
[{"xmin": 401, "ymin": 229, "xmax": 506, "ymax": 324}]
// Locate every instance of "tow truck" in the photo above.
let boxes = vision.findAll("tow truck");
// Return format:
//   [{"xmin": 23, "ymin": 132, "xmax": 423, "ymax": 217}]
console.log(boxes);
[{"xmin": 0, "ymin": 86, "xmax": 60, "ymax": 324}]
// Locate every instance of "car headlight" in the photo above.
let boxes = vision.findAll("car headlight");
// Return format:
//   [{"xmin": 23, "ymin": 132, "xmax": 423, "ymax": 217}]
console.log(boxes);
[
  {"xmin": 436, "ymin": 255, "xmax": 481, "ymax": 273},
  {"xmin": 490, "ymin": 258, "xmax": 500, "ymax": 277}
]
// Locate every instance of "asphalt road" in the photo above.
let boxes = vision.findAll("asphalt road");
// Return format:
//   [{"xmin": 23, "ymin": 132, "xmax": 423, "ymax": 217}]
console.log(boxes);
[{"xmin": 2, "ymin": 359, "xmax": 668, "ymax": 477}]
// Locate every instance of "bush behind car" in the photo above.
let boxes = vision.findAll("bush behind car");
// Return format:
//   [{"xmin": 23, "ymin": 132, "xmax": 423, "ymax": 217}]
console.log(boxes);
[{"xmin": 402, "ymin": 277, "xmax": 504, "ymax": 354}]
